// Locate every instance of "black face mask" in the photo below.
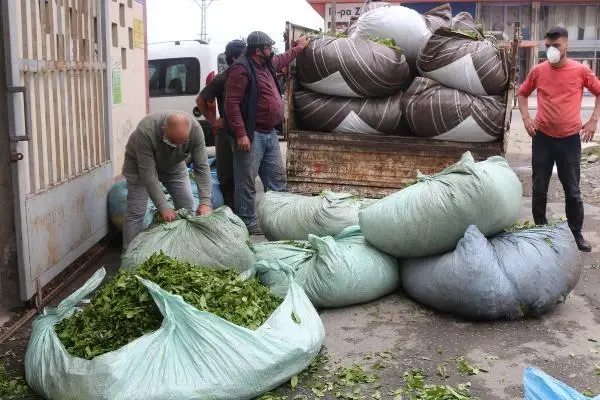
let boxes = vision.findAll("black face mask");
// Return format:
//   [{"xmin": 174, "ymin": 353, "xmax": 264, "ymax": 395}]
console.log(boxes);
[{"xmin": 259, "ymin": 48, "xmax": 274, "ymax": 63}]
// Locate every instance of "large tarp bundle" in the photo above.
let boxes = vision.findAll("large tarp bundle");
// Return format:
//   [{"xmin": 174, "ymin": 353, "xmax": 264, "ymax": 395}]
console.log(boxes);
[
  {"xmin": 258, "ymin": 191, "xmax": 375, "ymax": 241},
  {"xmin": 345, "ymin": 1, "xmax": 391, "ymax": 36},
  {"xmin": 121, "ymin": 207, "xmax": 254, "ymax": 271},
  {"xmin": 252, "ymin": 226, "xmax": 400, "ymax": 308},
  {"xmin": 296, "ymin": 35, "xmax": 411, "ymax": 98},
  {"xmin": 25, "ymin": 267, "xmax": 325, "ymax": 400},
  {"xmin": 294, "ymin": 90, "xmax": 405, "ymax": 135},
  {"xmin": 417, "ymin": 13, "xmax": 510, "ymax": 96},
  {"xmin": 401, "ymin": 77, "xmax": 505, "ymax": 142},
  {"xmin": 400, "ymin": 223, "xmax": 583, "ymax": 320},
  {"xmin": 359, "ymin": 152, "xmax": 522, "ymax": 258},
  {"xmin": 352, "ymin": 4, "xmax": 452, "ymax": 66}
]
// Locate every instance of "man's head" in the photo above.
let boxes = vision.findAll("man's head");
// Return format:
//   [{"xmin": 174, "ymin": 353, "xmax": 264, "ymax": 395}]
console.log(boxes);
[
  {"xmin": 225, "ymin": 39, "xmax": 247, "ymax": 66},
  {"xmin": 246, "ymin": 31, "xmax": 276, "ymax": 64},
  {"xmin": 544, "ymin": 26, "xmax": 568, "ymax": 65},
  {"xmin": 163, "ymin": 113, "xmax": 191, "ymax": 147}
]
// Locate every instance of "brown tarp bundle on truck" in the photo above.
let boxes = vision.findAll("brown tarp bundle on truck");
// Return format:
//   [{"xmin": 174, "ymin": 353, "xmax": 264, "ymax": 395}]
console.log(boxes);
[
  {"xmin": 294, "ymin": 90, "xmax": 406, "ymax": 135},
  {"xmin": 296, "ymin": 35, "xmax": 411, "ymax": 98},
  {"xmin": 416, "ymin": 13, "xmax": 510, "ymax": 96},
  {"xmin": 401, "ymin": 77, "xmax": 505, "ymax": 142}
]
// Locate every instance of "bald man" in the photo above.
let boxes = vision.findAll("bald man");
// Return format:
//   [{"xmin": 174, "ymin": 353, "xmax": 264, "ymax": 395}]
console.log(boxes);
[{"xmin": 122, "ymin": 111, "xmax": 212, "ymax": 248}]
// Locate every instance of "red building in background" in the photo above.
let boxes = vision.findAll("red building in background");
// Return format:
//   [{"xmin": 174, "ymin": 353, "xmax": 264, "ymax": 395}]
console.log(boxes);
[{"xmin": 306, "ymin": 0, "xmax": 600, "ymax": 81}]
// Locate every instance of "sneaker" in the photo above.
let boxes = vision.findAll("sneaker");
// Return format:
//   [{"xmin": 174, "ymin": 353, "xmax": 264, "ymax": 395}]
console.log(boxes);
[
  {"xmin": 247, "ymin": 225, "xmax": 263, "ymax": 236},
  {"xmin": 573, "ymin": 232, "xmax": 592, "ymax": 252}
]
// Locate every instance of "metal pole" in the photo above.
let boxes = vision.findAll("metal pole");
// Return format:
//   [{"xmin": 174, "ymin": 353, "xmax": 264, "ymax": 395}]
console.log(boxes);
[{"xmin": 330, "ymin": 0, "xmax": 337, "ymax": 35}]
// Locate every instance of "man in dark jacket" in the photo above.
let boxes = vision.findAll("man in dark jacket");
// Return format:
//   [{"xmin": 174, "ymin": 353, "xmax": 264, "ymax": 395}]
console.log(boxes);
[
  {"xmin": 196, "ymin": 39, "xmax": 246, "ymax": 208},
  {"xmin": 224, "ymin": 31, "xmax": 309, "ymax": 234}
]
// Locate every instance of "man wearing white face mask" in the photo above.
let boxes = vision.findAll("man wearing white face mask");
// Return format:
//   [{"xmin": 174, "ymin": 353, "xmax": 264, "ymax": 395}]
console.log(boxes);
[
  {"xmin": 518, "ymin": 26, "xmax": 600, "ymax": 252},
  {"xmin": 121, "ymin": 112, "xmax": 213, "ymax": 249}
]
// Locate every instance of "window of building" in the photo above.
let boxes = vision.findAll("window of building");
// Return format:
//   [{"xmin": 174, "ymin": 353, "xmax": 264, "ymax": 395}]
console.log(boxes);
[
  {"xmin": 121, "ymin": 48, "xmax": 127, "ymax": 69},
  {"xmin": 480, "ymin": 4, "xmax": 532, "ymax": 40},
  {"xmin": 540, "ymin": 5, "xmax": 599, "ymax": 41},
  {"xmin": 128, "ymin": 27, "xmax": 134, "ymax": 49},
  {"xmin": 111, "ymin": 23, "xmax": 118, "ymax": 47},
  {"xmin": 148, "ymin": 58, "xmax": 201, "ymax": 97},
  {"xmin": 119, "ymin": 4, "xmax": 126, "ymax": 27}
]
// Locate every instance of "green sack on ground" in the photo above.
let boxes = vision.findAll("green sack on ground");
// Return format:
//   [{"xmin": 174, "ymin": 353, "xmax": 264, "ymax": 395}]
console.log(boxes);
[
  {"xmin": 121, "ymin": 206, "xmax": 254, "ymax": 271},
  {"xmin": 252, "ymin": 226, "xmax": 400, "ymax": 308},
  {"xmin": 258, "ymin": 191, "xmax": 375, "ymax": 241},
  {"xmin": 359, "ymin": 151, "xmax": 522, "ymax": 258},
  {"xmin": 25, "ymin": 267, "xmax": 325, "ymax": 400}
]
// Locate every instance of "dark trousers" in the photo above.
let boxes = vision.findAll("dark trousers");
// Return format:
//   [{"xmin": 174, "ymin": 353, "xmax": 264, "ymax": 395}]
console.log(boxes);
[
  {"xmin": 531, "ymin": 131, "xmax": 583, "ymax": 233},
  {"xmin": 215, "ymin": 131, "xmax": 235, "ymax": 208}
]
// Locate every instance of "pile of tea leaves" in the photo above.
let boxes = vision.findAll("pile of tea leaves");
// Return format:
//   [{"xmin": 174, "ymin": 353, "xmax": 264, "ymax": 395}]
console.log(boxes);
[{"xmin": 55, "ymin": 252, "xmax": 282, "ymax": 360}]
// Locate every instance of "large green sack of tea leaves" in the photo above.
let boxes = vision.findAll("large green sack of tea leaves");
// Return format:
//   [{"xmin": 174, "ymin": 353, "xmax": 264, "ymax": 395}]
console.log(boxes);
[
  {"xmin": 258, "ymin": 191, "xmax": 375, "ymax": 241},
  {"xmin": 252, "ymin": 226, "xmax": 400, "ymax": 308},
  {"xmin": 400, "ymin": 223, "xmax": 583, "ymax": 320},
  {"xmin": 359, "ymin": 151, "xmax": 522, "ymax": 258},
  {"xmin": 121, "ymin": 206, "xmax": 254, "ymax": 271},
  {"xmin": 25, "ymin": 259, "xmax": 325, "ymax": 400}
]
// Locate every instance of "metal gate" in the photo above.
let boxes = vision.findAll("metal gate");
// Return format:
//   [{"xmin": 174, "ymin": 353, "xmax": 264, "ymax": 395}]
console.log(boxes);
[{"xmin": 2, "ymin": 0, "xmax": 114, "ymax": 302}]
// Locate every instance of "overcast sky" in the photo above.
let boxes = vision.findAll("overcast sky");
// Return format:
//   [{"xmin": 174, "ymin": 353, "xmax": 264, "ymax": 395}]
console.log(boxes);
[{"xmin": 146, "ymin": 0, "xmax": 324, "ymax": 51}]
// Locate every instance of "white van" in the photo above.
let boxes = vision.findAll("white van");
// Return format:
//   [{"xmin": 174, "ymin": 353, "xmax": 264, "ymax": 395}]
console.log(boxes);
[{"xmin": 148, "ymin": 40, "xmax": 222, "ymax": 146}]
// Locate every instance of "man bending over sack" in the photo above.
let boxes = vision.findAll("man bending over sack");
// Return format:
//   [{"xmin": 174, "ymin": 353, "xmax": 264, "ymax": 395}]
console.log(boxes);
[{"xmin": 122, "ymin": 112, "xmax": 213, "ymax": 249}]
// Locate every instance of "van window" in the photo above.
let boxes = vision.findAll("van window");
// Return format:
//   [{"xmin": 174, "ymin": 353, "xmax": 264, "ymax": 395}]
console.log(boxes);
[{"xmin": 148, "ymin": 57, "xmax": 200, "ymax": 97}]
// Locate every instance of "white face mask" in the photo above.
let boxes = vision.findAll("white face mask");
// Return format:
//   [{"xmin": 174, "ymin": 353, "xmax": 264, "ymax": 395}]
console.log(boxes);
[{"xmin": 546, "ymin": 46, "xmax": 562, "ymax": 64}]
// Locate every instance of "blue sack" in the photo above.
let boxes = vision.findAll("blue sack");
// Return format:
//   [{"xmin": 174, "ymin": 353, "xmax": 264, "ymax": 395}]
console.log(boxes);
[{"xmin": 524, "ymin": 367, "xmax": 599, "ymax": 400}]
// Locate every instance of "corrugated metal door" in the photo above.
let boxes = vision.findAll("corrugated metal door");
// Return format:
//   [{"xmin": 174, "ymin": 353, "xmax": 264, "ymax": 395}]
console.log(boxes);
[{"xmin": 2, "ymin": 0, "xmax": 114, "ymax": 302}]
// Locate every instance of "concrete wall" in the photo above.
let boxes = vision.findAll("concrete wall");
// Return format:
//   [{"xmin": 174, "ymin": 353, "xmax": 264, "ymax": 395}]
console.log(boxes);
[
  {"xmin": 0, "ymin": 11, "xmax": 21, "ymax": 314},
  {"xmin": 109, "ymin": 0, "xmax": 148, "ymax": 176}
]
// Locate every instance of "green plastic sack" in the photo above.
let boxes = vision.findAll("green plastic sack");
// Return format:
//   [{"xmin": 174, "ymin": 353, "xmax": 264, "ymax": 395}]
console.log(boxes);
[
  {"xmin": 25, "ymin": 268, "xmax": 325, "ymax": 400},
  {"xmin": 359, "ymin": 151, "xmax": 522, "ymax": 258},
  {"xmin": 252, "ymin": 226, "xmax": 400, "ymax": 308},
  {"xmin": 121, "ymin": 206, "xmax": 254, "ymax": 271},
  {"xmin": 258, "ymin": 191, "xmax": 375, "ymax": 241}
]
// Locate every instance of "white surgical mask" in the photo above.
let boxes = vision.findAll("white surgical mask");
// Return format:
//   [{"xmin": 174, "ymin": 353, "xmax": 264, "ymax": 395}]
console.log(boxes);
[{"xmin": 546, "ymin": 46, "xmax": 562, "ymax": 64}]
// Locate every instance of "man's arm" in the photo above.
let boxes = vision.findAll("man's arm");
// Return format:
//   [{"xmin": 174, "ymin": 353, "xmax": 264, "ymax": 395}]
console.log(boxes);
[
  {"xmin": 581, "ymin": 67, "xmax": 600, "ymax": 142},
  {"xmin": 196, "ymin": 72, "xmax": 226, "ymax": 126},
  {"xmin": 224, "ymin": 64, "xmax": 249, "ymax": 138},
  {"xmin": 190, "ymin": 121, "xmax": 212, "ymax": 207},
  {"xmin": 135, "ymin": 134, "xmax": 170, "ymax": 212},
  {"xmin": 517, "ymin": 68, "xmax": 538, "ymax": 137},
  {"xmin": 271, "ymin": 36, "xmax": 310, "ymax": 72}
]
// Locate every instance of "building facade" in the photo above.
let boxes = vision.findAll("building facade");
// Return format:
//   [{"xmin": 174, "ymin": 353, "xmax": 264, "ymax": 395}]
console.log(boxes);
[{"xmin": 307, "ymin": 0, "xmax": 600, "ymax": 83}]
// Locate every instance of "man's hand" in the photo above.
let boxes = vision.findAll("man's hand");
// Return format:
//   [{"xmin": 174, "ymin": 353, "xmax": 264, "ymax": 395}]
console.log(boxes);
[
  {"xmin": 523, "ymin": 115, "xmax": 537, "ymax": 137},
  {"xmin": 296, "ymin": 36, "xmax": 311, "ymax": 49},
  {"xmin": 210, "ymin": 118, "xmax": 224, "ymax": 136},
  {"xmin": 160, "ymin": 208, "xmax": 178, "ymax": 222},
  {"xmin": 581, "ymin": 118, "xmax": 598, "ymax": 143},
  {"xmin": 237, "ymin": 135, "xmax": 251, "ymax": 152},
  {"xmin": 196, "ymin": 204, "xmax": 212, "ymax": 216}
]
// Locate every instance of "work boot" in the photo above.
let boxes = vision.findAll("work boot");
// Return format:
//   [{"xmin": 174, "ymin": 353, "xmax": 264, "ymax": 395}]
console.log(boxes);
[{"xmin": 573, "ymin": 232, "xmax": 592, "ymax": 252}]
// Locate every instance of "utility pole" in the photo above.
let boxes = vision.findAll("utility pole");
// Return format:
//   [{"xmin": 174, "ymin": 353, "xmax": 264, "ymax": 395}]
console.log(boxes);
[
  {"xmin": 193, "ymin": 0, "xmax": 217, "ymax": 43},
  {"xmin": 330, "ymin": 0, "xmax": 337, "ymax": 35}
]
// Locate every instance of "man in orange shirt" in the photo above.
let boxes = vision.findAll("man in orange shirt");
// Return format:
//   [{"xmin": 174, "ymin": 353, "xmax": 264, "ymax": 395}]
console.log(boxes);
[{"xmin": 518, "ymin": 26, "xmax": 600, "ymax": 252}]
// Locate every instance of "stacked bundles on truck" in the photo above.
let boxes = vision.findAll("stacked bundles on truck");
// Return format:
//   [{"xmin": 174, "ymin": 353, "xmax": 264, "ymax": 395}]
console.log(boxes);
[
  {"xmin": 401, "ymin": 77, "xmax": 506, "ymax": 142},
  {"xmin": 400, "ymin": 223, "xmax": 583, "ymax": 320},
  {"xmin": 294, "ymin": 90, "xmax": 405, "ymax": 135},
  {"xmin": 352, "ymin": 3, "xmax": 452, "ymax": 67},
  {"xmin": 358, "ymin": 152, "xmax": 522, "ymax": 258},
  {"xmin": 416, "ymin": 13, "xmax": 509, "ymax": 96},
  {"xmin": 252, "ymin": 226, "xmax": 400, "ymax": 308},
  {"xmin": 295, "ymin": 35, "xmax": 411, "ymax": 98}
]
